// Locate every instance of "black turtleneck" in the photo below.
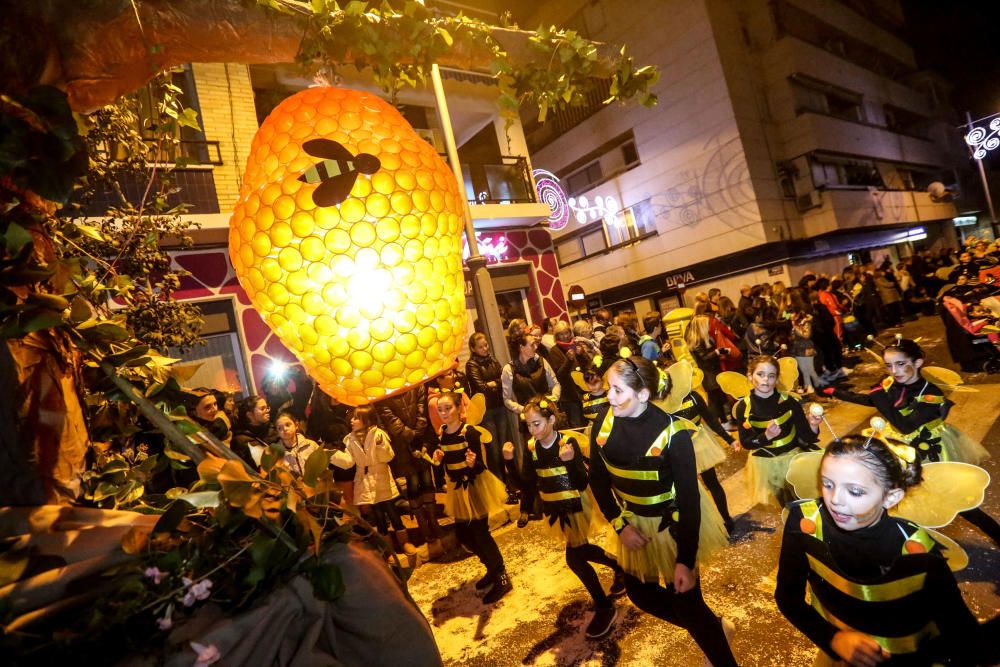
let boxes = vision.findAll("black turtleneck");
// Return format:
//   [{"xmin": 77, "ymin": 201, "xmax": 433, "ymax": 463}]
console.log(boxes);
[
  {"xmin": 588, "ymin": 404, "xmax": 701, "ymax": 569},
  {"xmin": 775, "ymin": 501, "xmax": 977, "ymax": 659},
  {"xmin": 833, "ymin": 377, "xmax": 948, "ymax": 436}
]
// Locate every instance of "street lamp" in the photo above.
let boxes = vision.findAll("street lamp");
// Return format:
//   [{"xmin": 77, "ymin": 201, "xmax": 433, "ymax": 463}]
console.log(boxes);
[{"xmin": 963, "ymin": 111, "xmax": 1000, "ymax": 238}]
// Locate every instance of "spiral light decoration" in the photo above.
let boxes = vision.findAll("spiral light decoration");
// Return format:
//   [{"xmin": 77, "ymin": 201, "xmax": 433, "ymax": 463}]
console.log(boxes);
[{"xmin": 533, "ymin": 168, "xmax": 570, "ymax": 231}]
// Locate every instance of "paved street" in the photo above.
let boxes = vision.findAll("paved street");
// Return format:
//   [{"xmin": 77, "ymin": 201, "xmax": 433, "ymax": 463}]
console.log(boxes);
[{"xmin": 406, "ymin": 313, "xmax": 1000, "ymax": 666}]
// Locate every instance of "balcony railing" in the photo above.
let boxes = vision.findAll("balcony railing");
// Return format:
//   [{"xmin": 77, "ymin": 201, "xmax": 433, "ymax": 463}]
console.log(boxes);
[
  {"xmin": 142, "ymin": 139, "xmax": 224, "ymax": 166},
  {"xmin": 460, "ymin": 156, "xmax": 537, "ymax": 205}
]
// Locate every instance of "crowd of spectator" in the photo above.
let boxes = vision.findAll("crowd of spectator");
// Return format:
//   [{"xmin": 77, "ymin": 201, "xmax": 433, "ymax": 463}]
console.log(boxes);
[{"xmin": 163, "ymin": 238, "xmax": 1000, "ymax": 561}]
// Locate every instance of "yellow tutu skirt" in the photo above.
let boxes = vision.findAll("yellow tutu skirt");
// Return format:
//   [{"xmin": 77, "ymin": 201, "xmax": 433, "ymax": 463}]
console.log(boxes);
[
  {"xmin": 444, "ymin": 470, "xmax": 507, "ymax": 521},
  {"xmin": 883, "ymin": 423, "xmax": 989, "ymax": 465},
  {"xmin": 937, "ymin": 424, "xmax": 989, "ymax": 465},
  {"xmin": 692, "ymin": 427, "xmax": 729, "ymax": 473},
  {"xmin": 606, "ymin": 483, "xmax": 729, "ymax": 584},
  {"xmin": 541, "ymin": 487, "xmax": 606, "ymax": 548},
  {"xmin": 747, "ymin": 450, "xmax": 798, "ymax": 508}
]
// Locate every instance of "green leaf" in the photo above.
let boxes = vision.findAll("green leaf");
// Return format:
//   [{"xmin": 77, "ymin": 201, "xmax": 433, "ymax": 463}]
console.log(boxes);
[
  {"xmin": 75, "ymin": 223, "xmax": 106, "ymax": 242},
  {"xmin": 153, "ymin": 499, "xmax": 194, "ymax": 533},
  {"xmin": 303, "ymin": 448, "xmax": 330, "ymax": 486},
  {"xmin": 163, "ymin": 446, "xmax": 192, "ymax": 462},
  {"xmin": 106, "ymin": 344, "xmax": 150, "ymax": 366},
  {"xmin": 306, "ymin": 562, "xmax": 345, "ymax": 601},
  {"xmin": 176, "ymin": 490, "xmax": 221, "ymax": 508},
  {"xmin": 437, "ymin": 27, "xmax": 453, "ymax": 46},
  {"xmin": 0, "ymin": 549, "xmax": 30, "ymax": 587},
  {"xmin": 69, "ymin": 296, "xmax": 92, "ymax": 323},
  {"xmin": 175, "ymin": 108, "xmax": 201, "ymax": 131},
  {"xmin": 19, "ymin": 310, "xmax": 64, "ymax": 335},
  {"xmin": 27, "ymin": 292, "xmax": 69, "ymax": 311},
  {"xmin": 3, "ymin": 222, "xmax": 32, "ymax": 254}
]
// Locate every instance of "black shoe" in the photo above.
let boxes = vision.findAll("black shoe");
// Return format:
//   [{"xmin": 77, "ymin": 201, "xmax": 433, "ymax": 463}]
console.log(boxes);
[
  {"xmin": 474, "ymin": 571, "xmax": 494, "ymax": 593},
  {"xmin": 516, "ymin": 515, "xmax": 529, "ymax": 528},
  {"xmin": 608, "ymin": 570, "xmax": 627, "ymax": 598},
  {"xmin": 585, "ymin": 606, "xmax": 617, "ymax": 639},
  {"xmin": 505, "ymin": 491, "xmax": 520, "ymax": 505},
  {"xmin": 528, "ymin": 512, "xmax": 543, "ymax": 522},
  {"xmin": 483, "ymin": 570, "xmax": 512, "ymax": 604}
]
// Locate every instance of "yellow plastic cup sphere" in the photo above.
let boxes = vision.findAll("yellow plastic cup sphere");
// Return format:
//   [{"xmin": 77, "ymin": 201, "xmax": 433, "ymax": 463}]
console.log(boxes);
[{"xmin": 228, "ymin": 87, "xmax": 467, "ymax": 406}]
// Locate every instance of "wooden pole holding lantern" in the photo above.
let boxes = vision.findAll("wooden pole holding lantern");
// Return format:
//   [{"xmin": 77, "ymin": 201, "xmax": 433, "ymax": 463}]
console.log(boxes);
[{"xmin": 429, "ymin": 64, "xmax": 511, "ymax": 370}]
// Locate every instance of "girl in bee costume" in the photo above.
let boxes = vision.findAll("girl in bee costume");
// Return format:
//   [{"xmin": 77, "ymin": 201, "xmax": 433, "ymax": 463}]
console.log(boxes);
[
  {"xmin": 823, "ymin": 338, "xmax": 999, "ymax": 546},
  {"xmin": 655, "ymin": 360, "xmax": 737, "ymax": 533},
  {"xmin": 776, "ymin": 435, "xmax": 984, "ymax": 666},
  {"xmin": 589, "ymin": 357, "xmax": 736, "ymax": 666},
  {"xmin": 724, "ymin": 355, "xmax": 822, "ymax": 507},
  {"xmin": 432, "ymin": 392, "xmax": 511, "ymax": 603},
  {"xmin": 504, "ymin": 396, "xmax": 625, "ymax": 639}
]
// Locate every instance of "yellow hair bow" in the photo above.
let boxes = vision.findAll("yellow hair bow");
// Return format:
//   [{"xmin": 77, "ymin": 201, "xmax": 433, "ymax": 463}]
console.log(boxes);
[
  {"xmin": 539, "ymin": 399, "xmax": 549, "ymax": 409},
  {"xmin": 886, "ymin": 441, "xmax": 917, "ymax": 468},
  {"xmin": 619, "ymin": 347, "xmax": 633, "ymax": 359}
]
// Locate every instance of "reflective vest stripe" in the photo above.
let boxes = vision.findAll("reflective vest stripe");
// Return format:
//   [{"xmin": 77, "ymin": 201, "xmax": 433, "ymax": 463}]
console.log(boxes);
[
  {"xmin": 616, "ymin": 488, "xmax": 675, "ymax": 506},
  {"xmin": 539, "ymin": 489, "xmax": 580, "ymax": 503},
  {"xmin": 807, "ymin": 585, "xmax": 938, "ymax": 655},
  {"xmin": 806, "ymin": 554, "xmax": 927, "ymax": 601}
]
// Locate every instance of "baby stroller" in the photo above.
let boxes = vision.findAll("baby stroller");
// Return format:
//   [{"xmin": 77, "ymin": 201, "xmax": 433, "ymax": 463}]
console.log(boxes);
[{"xmin": 940, "ymin": 295, "xmax": 1000, "ymax": 373}]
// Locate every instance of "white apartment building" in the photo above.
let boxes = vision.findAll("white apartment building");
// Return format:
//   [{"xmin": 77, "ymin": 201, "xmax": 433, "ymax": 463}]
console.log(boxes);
[{"xmin": 525, "ymin": 0, "xmax": 965, "ymax": 313}]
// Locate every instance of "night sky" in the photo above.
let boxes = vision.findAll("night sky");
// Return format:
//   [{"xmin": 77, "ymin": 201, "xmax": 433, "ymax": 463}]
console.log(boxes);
[{"xmin": 903, "ymin": 0, "xmax": 1000, "ymax": 119}]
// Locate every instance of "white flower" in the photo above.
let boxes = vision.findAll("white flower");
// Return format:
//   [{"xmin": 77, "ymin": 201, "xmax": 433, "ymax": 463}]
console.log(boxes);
[
  {"xmin": 144, "ymin": 567, "xmax": 163, "ymax": 584},
  {"xmin": 157, "ymin": 615, "xmax": 173, "ymax": 631},
  {"xmin": 181, "ymin": 577, "xmax": 213, "ymax": 607},
  {"xmin": 190, "ymin": 641, "xmax": 220, "ymax": 666}
]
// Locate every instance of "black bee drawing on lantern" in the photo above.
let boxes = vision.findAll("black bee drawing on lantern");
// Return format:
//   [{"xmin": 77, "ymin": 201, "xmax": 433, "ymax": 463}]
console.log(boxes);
[{"xmin": 298, "ymin": 138, "xmax": 381, "ymax": 208}]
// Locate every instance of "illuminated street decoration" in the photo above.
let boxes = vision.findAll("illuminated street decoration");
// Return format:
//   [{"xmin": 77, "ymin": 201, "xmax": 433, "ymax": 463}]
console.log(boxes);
[
  {"xmin": 532, "ymin": 168, "xmax": 620, "ymax": 227},
  {"xmin": 568, "ymin": 193, "xmax": 620, "ymax": 224},
  {"xmin": 229, "ymin": 87, "xmax": 467, "ymax": 406},
  {"xmin": 533, "ymin": 169, "xmax": 570, "ymax": 230},
  {"xmin": 966, "ymin": 117, "xmax": 1000, "ymax": 159},
  {"xmin": 462, "ymin": 232, "xmax": 509, "ymax": 263}
]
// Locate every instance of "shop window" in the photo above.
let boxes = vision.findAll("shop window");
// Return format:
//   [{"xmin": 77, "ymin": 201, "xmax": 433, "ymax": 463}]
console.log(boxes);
[
  {"xmin": 605, "ymin": 199, "xmax": 656, "ymax": 247},
  {"xmin": 167, "ymin": 299, "xmax": 251, "ymax": 397},
  {"xmin": 555, "ymin": 223, "xmax": 608, "ymax": 267},
  {"xmin": 810, "ymin": 156, "xmax": 882, "ymax": 189}
]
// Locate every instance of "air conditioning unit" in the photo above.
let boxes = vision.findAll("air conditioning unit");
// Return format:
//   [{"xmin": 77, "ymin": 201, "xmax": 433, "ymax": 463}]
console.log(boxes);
[{"xmin": 796, "ymin": 190, "xmax": 822, "ymax": 212}]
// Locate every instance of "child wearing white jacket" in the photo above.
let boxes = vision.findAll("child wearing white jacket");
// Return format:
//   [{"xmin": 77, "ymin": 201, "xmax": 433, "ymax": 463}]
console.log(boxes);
[{"xmin": 332, "ymin": 405, "xmax": 417, "ymax": 556}]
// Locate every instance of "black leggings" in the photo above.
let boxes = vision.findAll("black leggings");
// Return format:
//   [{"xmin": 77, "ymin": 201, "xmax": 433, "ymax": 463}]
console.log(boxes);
[
  {"xmin": 404, "ymin": 463, "xmax": 436, "ymax": 500},
  {"xmin": 361, "ymin": 499, "xmax": 404, "ymax": 534},
  {"xmin": 700, "ymin": 468, "xmax": 733, "ymax": 526},
  {"xmin": 454, "ymin": 517, "xmax": 504, "ymax": 575},
  {"xmin": 625, "ymin": 575, "xmax": 737, "ymax": 666},
  {"xmin": 565, "ymin": 543, "xmax": 622, "ymax": 608},
  {"xmin": 959, "ymin": 507, "xmax": 1000, "ymax": 546}
]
